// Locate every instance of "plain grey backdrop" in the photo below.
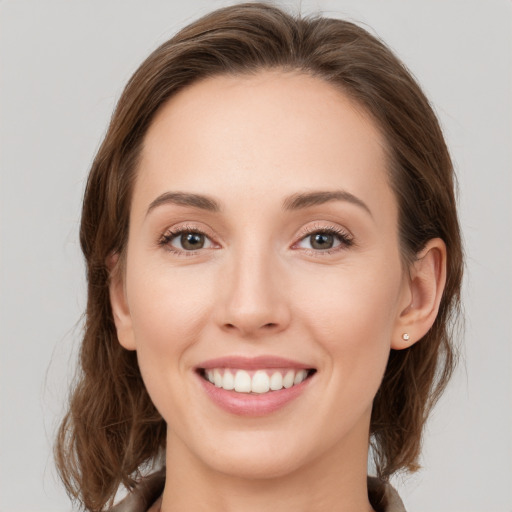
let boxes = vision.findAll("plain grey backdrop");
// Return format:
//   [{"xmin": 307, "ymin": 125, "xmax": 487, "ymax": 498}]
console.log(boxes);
[{"xmin": 1, "ymin": 0, "xmax": 511, "ymax": 510}]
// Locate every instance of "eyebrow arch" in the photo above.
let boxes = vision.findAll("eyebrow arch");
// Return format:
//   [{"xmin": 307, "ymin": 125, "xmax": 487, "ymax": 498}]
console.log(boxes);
[
  {"xmin": 283, "ymin": 190, "xmax": 372, "ymax": 217},
  {"xmin": 146, "ymin": 191, "xmax": 221, "ymax": 216}
]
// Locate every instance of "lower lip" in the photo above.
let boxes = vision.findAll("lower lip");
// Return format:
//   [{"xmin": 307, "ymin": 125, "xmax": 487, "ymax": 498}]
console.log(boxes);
[{"xmin": 197, "ymin": 372, "xmax": 313, "ymax": 416}]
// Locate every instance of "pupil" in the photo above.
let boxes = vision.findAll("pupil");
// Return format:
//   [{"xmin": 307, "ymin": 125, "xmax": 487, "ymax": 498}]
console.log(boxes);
[
  {"xmin": 311, "ymin": 233, "xmax": 333, "ymax": 250},
  {"xmin": 181, "ymin": 232, "xmax": 204, "ymax": 250}
]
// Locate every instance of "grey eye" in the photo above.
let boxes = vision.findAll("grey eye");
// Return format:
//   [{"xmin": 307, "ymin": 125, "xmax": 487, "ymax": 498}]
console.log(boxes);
[
  {"xmin": 310, "ymin": 232, "xmax": 335, "ymax": 250},
  {"xmin": 297, "ymin": 231, "xmax": 343, "ymax": 251}
]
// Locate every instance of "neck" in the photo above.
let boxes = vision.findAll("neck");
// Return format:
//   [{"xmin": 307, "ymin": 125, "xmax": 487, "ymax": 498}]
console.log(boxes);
[{"xmin": 160, "ymin": 428, "xmax": 374, "ymax": 512}]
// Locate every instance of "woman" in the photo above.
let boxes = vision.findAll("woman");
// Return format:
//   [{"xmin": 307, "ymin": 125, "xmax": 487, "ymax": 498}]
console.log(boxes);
[{"xmin": 55, "ymin": 3, "xmax": 463, "ymax": 511}]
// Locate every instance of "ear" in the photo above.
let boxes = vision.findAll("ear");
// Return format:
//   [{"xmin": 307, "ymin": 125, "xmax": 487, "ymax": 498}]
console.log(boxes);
[
  {"xmin": 107, "ymin": 252, "xmax": 136, "ymax": 351},
  {"xmin": 392, "ymin": 238, "xmax": 447, "ymax": 350}
]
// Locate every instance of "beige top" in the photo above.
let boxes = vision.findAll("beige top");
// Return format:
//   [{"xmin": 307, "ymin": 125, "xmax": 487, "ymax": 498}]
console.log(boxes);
[{"xmin": 109, "ymin": 469, "xmax": 406, "ymax": 512}]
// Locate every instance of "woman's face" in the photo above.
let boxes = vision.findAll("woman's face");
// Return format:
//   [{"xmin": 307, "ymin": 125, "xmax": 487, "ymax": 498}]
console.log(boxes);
[{"xmin": 112, "ymin": 71, "xmax": 413, "ymax": 479}]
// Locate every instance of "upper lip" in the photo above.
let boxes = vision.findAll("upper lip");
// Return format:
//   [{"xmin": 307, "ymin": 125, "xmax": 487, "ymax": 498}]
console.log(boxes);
[{"xmin": 197, "ymin": 355, "xmax": 314, "ymax": 370}]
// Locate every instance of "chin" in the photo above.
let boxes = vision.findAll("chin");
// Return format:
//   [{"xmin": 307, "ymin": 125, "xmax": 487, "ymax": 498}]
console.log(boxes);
[
  {"xmin": 181, "ymin": 427, "xmax": 313, "ymax": 480},
  {"xmin": 207, "ymin": 445, "xmax": 306, "ymax": 480}
]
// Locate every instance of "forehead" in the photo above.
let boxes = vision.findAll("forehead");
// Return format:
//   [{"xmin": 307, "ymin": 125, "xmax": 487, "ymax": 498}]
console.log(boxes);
[{"xmin": 135, "ymin": 71, "xmax": 395, "ymax": 221}]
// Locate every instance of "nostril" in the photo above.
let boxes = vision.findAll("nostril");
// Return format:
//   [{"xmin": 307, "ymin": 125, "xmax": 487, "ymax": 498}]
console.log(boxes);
[{"xmin": 223, "ymin": 322, "xmax": 278, "ymax": 332}]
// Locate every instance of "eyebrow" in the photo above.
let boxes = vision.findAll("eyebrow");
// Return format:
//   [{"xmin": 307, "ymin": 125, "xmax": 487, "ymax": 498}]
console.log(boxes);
[
  {"xmin": 146, "ymin": 191, "xmax": 221, "ymax": 216},
  {"xmin": 283, "ymin": 190, "xmax": 372, "ymax": 217},
  {"xmin": 146, "ymin": 189, "xmax": 372, "ymax": 217}
]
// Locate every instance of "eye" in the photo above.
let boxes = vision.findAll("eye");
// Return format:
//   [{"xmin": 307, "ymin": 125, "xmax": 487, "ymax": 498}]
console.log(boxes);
[
  {"xmin": 174, "ymin": 231, "xmax": 208, "ymax": 250},
  {"xmin": 159, "ymin": 229, "xmax": 215, "ymax": 252},
  {"xmin": 304, "ymin": 232, "xmax": 338, "ymax": 250},
  {"xmin": 295, "ymin": 228, "xmax": 353, "ymax": 252}
]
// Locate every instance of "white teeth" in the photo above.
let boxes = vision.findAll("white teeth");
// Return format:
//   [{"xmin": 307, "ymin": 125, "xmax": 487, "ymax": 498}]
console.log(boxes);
[
  {"xmin": 283, "ymin": 370, "xmax": 295, "ymax": 389},
  {"xmin": 269, "ymin": 372, "xmax": 283, "ymax": 391},
  {"xmin": 204, "ymin": 368, "xmax": 311, "ymax": 394},
  {"xmin": 251, "ymin": 370, "xmax": 270, "ymax": 393},
  {"xmin": 294, "ymin": 369, "xmax": 307, "ymax": 385},
  {"xmin": 234, "ymin": 370, "xmax": 252, "ymax": 392},
  {"xmin": 223, "ymin": 370, "xmax": 235, "ymax": 390}
]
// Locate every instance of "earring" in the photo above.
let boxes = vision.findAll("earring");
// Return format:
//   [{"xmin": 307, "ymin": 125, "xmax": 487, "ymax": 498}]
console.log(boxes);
[{"xmin": 401, "ymin": 333, "xmax": 410, "ymax": 341}]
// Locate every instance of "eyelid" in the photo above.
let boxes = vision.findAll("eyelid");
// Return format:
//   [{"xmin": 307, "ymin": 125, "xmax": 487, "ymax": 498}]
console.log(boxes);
[
  {"xmin": 158, "ymin": 222, "xmax": 221, "ymax": 255},
  {"xmin": 156, "ymin": 221, "xmax": 353, "ymax": 256},
  {"xmin": 294, "ymin": 222, "xmax": 353, "ymax": 240},
  {"xmin": 291, "ymin": 222, "xmax": 354, "ymax": 253}
]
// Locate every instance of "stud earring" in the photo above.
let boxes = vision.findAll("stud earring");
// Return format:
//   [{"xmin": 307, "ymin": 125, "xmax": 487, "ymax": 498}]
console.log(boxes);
[{"xmin": 401, "ymin": 333, "xmax": 410, "ymax": 341}]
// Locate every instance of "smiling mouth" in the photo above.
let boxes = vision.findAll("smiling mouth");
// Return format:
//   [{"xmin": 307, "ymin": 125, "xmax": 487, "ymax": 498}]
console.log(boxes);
[{"xmin": 198, "ymin": 368, "xmax": 317, "ymax": 394}]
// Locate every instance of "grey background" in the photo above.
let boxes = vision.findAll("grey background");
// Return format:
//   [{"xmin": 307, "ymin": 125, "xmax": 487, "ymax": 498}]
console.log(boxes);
[{"xmin": 1, "ymin": 0, "xmax": 511, "ymax": 510}]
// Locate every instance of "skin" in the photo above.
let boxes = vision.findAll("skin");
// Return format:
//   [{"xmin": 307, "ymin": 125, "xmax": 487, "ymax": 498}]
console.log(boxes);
[{"xmin": 110, "ymin": 71, "xmax": 446, "ymax": 512}]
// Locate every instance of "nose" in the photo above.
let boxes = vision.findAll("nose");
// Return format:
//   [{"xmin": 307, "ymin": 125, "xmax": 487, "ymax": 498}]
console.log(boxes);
[{"xmin": 216, "ymin": 247, "xmax": 291, "ymax": 338}]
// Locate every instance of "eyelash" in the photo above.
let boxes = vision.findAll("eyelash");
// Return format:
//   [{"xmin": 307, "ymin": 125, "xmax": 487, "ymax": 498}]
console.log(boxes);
[
  {"xmin": 157, "ymin": 224, "xmax": 216, "ymax": 257},
  {"xmin": 157, "ymin": 224, "xmax": 354, "ymax": 257},
  {"xmin": 293, "ymin": 225, "xmax": 354, "ymax": 255}
]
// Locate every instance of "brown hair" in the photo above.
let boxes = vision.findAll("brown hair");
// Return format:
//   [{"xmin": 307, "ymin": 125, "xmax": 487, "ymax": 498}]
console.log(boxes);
[{"xmin": 55, "ymin": 3, "xmax": 463, "ymax": 510}]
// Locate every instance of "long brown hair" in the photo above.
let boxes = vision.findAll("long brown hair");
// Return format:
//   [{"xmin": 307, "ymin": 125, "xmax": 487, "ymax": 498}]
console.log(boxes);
[{"xmin": 55, "ymin": 3, "xmax": 463, "ymax": 510}]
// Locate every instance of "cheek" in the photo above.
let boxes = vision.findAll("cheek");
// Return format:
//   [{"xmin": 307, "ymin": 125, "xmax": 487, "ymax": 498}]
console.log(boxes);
[
  {"xmin": 296, "ymin": 259, "xmax": 402, "ymax": 337},
  {"xmin": 127, "ymin": 259, "xmax": 214, "ymax": 349},
  {"xmin": 124, "ymin": 260, "xmax": 218, "ymax": 418},
  {"xmin": 292, "ymin": 258, "xmax": 403, "ymax": 387}
]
